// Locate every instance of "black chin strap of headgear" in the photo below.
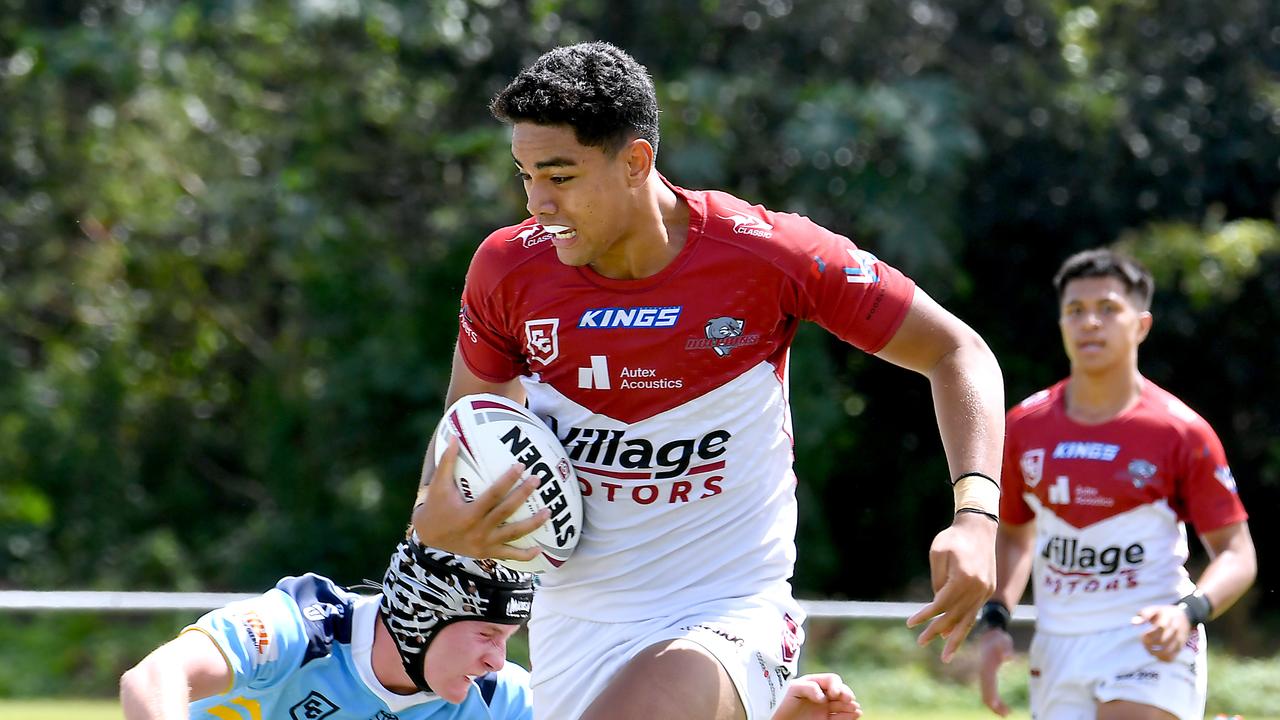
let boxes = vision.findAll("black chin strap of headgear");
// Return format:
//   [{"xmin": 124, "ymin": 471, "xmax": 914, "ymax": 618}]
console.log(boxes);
[{"xmin": 379, "ymin": 536, "xmax": 534, "ymax": 693}]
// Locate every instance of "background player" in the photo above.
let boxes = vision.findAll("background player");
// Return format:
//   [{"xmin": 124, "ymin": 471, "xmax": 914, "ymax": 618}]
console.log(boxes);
[
  {"xmin": 976, "ymin": 248, "xmax": 1256, "ymax": 719},
  {"xmin": 411, "ymin": 42, "xmax": 1005, "ymax": 720}
]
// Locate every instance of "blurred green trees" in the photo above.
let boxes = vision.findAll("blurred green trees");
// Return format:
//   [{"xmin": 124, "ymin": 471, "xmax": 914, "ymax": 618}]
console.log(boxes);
[{"xmin": 1, "ymin": 0, "xmax": 1277, "ymax": 640}]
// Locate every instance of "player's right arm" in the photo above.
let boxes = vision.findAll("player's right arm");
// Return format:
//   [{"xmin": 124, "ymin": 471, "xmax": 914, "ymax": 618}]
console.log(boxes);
[
  {"xmin": 410, "ymin": 344, "xmax": 546, "ymax": 561},
  {"xmin": 978, "ymin": 519, "xmax": 1035, "ymax": 717},
  {"xmin": 120, "ymin": 630, "xmax": 233, "ymax": 719}
]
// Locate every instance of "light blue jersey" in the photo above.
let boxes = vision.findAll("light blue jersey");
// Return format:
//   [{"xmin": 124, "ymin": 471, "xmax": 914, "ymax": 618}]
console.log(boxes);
[{"xmin": 187, "ymin": 574, "xmax": 533, "ymax": 720}]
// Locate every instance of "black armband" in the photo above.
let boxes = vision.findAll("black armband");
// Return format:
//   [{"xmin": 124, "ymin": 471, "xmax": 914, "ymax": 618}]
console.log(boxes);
[
  {"xmin": 1177, "ymin": 590, "xmax": 1213, "ymax": 626},
  {"xmin": 978, "ymin": 599, "xmax": 1011, "ymax": 632},
  {"xmin": 955, "ymin": 507, "xmax": 1000, "ymax": 524},
  {"xmin": 952, "ymin": 471, "xmax": 999, "ymax": 489}
]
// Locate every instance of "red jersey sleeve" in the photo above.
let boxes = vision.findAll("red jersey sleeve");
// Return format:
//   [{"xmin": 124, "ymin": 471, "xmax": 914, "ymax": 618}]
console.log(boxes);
[
  {"xmin": 456, "ymin": 233, "xmax": 527, "ymax": 383},
  {"xmin": 1171, "ymin": 417, "xmax": 1249, "ymax": 533},
  {"xmin": 769, "ymin": 212, "xmax": 915, "ymax": 353},
  {"xmin": 1000, "ymin": 408, "xmax": 1036, "ymax": 524}
]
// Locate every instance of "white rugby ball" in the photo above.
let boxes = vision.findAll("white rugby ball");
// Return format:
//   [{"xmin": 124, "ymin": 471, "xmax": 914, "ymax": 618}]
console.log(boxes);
[{"xmin": 433, "ymin": 393, "xmax": 582, "ymax": 573}]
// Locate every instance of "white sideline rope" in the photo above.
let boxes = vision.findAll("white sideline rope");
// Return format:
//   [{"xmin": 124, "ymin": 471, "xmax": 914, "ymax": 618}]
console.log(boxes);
[{"xmin": 0, "ymin": 591, "xmax": 1036, "ymax": 621}]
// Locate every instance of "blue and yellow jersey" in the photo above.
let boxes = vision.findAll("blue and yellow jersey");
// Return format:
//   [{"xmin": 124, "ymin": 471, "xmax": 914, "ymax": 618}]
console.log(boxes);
[{"xmin": 186, "ymin": 573, "xmax": 533, "ymax": 720}]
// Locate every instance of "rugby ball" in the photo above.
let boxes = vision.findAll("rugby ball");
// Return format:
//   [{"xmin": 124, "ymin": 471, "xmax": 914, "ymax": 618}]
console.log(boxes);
[{"xmin": 433, "ymin": 393, "xmax": 582, "ymax": 573}]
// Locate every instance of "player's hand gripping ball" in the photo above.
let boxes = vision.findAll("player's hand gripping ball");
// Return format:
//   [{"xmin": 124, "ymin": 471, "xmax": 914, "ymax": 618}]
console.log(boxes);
[{"xmin": 433, "ymin": 393, "xmax": 583, "ymax": 573}]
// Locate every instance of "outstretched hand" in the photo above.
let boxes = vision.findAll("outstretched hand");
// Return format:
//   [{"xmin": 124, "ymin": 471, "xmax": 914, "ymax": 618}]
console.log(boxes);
[
  {"xmin": 410, "ymin": 437, "xmax": 548, "ymax": 561},
  {"xmin": 772, "ymin": 673, "xmax": 862, "ymax": 720},
  {"xmin": 906, "ymin": 512, "xmax": 998, "ymax": 662},
  {"xmin": 977, "ymin": 629, "xmax": 1015, "ymax": 716}
]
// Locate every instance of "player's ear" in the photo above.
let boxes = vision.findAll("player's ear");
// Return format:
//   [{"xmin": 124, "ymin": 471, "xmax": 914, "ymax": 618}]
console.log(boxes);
[
  {"xmin": 622, "ymin": 138, "xmax": 653, "ymax": 188},
  {"xmin": 1135, "ymin": 310, "xmax": 1153, "ymax": 343}
]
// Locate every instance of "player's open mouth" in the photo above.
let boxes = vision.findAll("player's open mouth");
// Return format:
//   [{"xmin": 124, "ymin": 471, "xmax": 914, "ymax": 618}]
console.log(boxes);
[{"xmin": 542, "ymin": 224, "xmax": 577, "ymax": 242}]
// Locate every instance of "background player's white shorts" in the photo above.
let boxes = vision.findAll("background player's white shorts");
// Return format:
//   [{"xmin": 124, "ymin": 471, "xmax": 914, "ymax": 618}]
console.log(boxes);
[
  {"xmin": 1028, "ymin": 623, "xmax": 1207, "ymax": 720},
  {"xmin": 528, "ymin": 594, "xmax": 804, "ymax": 720}
]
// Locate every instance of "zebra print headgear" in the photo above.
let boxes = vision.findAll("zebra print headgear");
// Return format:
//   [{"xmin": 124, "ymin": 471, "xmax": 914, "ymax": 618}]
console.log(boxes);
[{"xmin": 379, "ymin": 531, "xmax": 534, "ymax": 692}]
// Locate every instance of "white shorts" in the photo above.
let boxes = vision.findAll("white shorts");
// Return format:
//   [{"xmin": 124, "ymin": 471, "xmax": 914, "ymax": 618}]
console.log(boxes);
[
  {"xmin": 528, "ymin": 595, "xmax": 805, "ymax": 720},
  {"xmin": 1028, "ymin": 623, "xmax": 1207, "ymax": 720}
]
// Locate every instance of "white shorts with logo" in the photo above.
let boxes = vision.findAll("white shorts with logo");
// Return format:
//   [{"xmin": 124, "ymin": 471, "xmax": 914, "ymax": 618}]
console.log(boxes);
[
  {"xmin": 1028, "ymin": 623, "xmax": 1207, "ymax": 720},
  {"xmin": 528, "ymin": 594, "xmax": 804, "ymax": 720}
]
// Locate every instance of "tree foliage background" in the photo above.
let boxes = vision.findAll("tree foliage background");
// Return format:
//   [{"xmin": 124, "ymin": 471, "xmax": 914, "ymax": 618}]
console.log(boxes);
[{"xmin": 2, "ymin": 0, "xmax": 1278, "ymax": 659}]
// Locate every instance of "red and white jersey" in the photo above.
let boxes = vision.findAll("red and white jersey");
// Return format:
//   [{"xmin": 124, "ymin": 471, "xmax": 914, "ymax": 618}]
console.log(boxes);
[
  {"xmin": 1002, "ymin": 379, "xmax": 1248, "ymax": 634},
  {"xmin": 457, "ymin": 179, "xmax": 915, "ymax": 622}
]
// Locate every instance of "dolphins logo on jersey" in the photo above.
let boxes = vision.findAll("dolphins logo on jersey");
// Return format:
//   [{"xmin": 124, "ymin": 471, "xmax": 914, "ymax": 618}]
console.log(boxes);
[
  {"xmin": 704, "ymin": 316, "xmax": 745, "ymax": 356},
  {"xmin": 1127, "ymin": 459, "xmax": 1157, "ymax": 488}
]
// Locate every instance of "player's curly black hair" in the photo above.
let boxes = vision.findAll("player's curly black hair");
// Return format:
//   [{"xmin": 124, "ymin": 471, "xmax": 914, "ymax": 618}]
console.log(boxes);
[
  {"xmin": 490, "ymin": 42, "xmax": 660, "ymax": 156},
  {"xmin": 1053, "ymin": 248, "xmax": 1155, "ymax": 310}
]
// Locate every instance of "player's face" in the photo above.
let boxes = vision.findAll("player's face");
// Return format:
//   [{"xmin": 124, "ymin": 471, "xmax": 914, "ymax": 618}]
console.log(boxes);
[
  {"xmin": 1058, "ymin": 276, "xmax": 1151, "ymax": 374},
  {"xmin": 422, "ymin": 620, "xmax": 517, "ymax": 703},
  {"xmin": 511, "ymin": 122, "xmax": 641, "ymax": 271}
]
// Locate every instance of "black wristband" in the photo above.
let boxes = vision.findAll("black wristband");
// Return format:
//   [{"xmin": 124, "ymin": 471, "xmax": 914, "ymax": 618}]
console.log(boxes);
[
  {"xmin": 1177, "ymin": 590, "xmax": 1213, "ymax": 626},
  {"xmin": 952, "ymin": 471, "xmax": 999, "ymax": 489},
  {"xmin": 979, "ymin": 599, "xmax": 1011, "ymax": 632},
  {"xmin": 955, "ymin": 507, "xmax": 999, "ymax": 524}
]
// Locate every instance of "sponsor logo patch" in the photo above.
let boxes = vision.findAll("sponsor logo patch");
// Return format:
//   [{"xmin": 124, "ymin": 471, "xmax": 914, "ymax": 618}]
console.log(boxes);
[
  {"xmin": 578, "ymin": 306, "xmax": 681, "ymax": 329},
  {"xmin": 1215, "ymin": 465, "xmax": 1238, "ymax": 492},
  {"xmin": 1052, "ymin": 441, "xmax": 1121, "ymax": 461},
  {"xmin": 843, "ymin": 248, "xmax": 880, "ymax": 284}
]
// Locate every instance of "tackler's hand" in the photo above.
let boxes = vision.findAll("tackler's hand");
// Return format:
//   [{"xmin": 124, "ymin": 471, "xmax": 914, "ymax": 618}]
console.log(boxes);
[
  {"xmin": 906, "ymin": 511, "xmax": 998, "ymax": 662},
  {"xmin": 411, "ymin": 437, "xmax": 548, "ymax": 561},
  {"xmin": 771, "ymin": 673, "xmax": 862, "ymax": 720}
]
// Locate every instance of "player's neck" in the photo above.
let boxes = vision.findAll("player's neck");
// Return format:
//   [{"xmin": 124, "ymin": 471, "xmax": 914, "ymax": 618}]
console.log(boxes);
[
  {"xmin": 372, "ymin": 611, "xmax": 420, "ymax": 695},
  {"xmin": 591, "ymin": 175, "xmax": 688, "ymax": 280},
  {"xmin": 1064, "ymin": 367, "xmax": 1143, "ymax": 425}
]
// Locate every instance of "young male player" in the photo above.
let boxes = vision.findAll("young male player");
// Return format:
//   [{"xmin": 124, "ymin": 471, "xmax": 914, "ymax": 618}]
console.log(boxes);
[
  {"xmin": 976, "ymin": 249, "xmax": 1257, "ymax": 719},
  {"xmin": 412, "ymin": 42, "xmax": 1007, "ymax": 720},
  {"xmin": 120, "ymin": 530, "xmax": 537, "ymax": 719}
]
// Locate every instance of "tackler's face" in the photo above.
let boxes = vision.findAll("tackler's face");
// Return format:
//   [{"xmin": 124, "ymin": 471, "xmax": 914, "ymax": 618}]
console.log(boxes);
[
  {"xmin": 511, "ymin": 122, "xmax": 646, "ymax": 273},
  {"xmin": 422, "ymin": 620, "xmax": 519, "ymax": 703},
  {"xmin": 1058, "ymin": 276, "xmax": 1152, "ymax": 374}
]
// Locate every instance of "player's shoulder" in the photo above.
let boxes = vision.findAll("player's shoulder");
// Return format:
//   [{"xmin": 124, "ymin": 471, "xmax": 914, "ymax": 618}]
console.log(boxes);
[
  {"xmin": 1137, "ymin": 379, "xmax": 1220, "ymax": 439},
  {"xmin": 469, "ymin": 220, "xmax": 562, "ymax": 286},
  {"xmin": 697, "ymin": 187, "xmax": 847, "ymax": 258},
  {"xmin": 271, "ymin": 573, "xmax": 362, "ymax": 662},
  {"xmin": 476, "ymin": 662, "xmax": 533, "ymax": 719},
  {"xmin": 1007, "ymin": 381, "xmax": 1064, "ymax": 425}
]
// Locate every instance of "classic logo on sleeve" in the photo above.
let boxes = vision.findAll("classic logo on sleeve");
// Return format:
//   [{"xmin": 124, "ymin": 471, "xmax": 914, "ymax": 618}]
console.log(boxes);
[
  {"xmin": 524, "ymin": 318, "xmax": 560, "ymax": 365},
  {"xmin": 717, "ymin": 213, "xmax": 774, "ymax": 238}
]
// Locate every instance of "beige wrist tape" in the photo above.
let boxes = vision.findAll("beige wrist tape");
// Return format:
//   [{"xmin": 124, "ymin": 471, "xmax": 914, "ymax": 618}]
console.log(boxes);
[{"xmin": 953, "ymin": 475, "xmax": 1000, "ymax": 516}]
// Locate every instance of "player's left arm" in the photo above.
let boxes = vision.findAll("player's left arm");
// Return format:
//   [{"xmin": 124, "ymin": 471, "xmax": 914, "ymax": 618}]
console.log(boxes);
[
  {"xmin": 1194, "ymin": 520, "xmax": 1258, "ymax": 617},
  {"xmin": 874, "ymin": 286, "xmax": 1005, "ymax": 663},
  {"xmin": 1134, "ymin": 521, "xmax": 1256, "ymax": 661}
]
